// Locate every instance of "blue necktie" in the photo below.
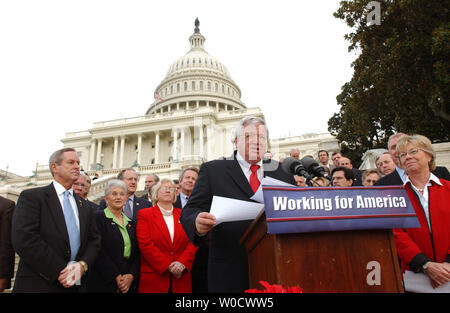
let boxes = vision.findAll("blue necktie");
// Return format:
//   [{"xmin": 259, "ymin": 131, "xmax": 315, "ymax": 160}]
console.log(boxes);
[{"xmin": 63, "ymin": 191, "xmax": 80, "ymax": 261}]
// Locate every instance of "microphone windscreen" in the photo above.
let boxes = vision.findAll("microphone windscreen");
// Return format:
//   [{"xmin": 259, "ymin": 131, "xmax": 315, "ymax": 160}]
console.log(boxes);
[
  {"xmin": 281, "ymin": 157, "xmax": 301, "ymax": 175},
  {"xmin": 300, "ymin": 156, "xmax": 318, "ymax": 172}
]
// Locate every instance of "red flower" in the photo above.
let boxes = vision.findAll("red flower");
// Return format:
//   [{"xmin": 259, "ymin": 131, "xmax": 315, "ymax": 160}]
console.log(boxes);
[{"xmin": 245, "ymin": 281, "xmax": 303, "ymax": 293}]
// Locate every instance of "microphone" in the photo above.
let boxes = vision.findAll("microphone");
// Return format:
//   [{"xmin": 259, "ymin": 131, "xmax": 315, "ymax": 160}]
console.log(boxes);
[
  {"xmin": 300, "ymin": 156, "xmax": 332, "ymax": 181},
  {"xmin": 281, "ymin": 157, "xmax": 314, "ymax": 180}
]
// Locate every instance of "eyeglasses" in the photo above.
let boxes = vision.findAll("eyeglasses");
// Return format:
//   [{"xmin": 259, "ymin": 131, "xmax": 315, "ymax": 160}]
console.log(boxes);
[
  {"xmin": 399, "ymin": 148, "xmax": 421, "ymax": 159},
  {"xmin": 160, "ymin": 186, "xmax": 176, "ymax": 192}
]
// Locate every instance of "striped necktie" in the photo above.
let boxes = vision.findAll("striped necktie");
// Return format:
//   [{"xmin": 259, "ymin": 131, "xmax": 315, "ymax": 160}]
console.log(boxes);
[{"xmin": 123, "ymin": 198, "xmax": 133, "ymax": 219}]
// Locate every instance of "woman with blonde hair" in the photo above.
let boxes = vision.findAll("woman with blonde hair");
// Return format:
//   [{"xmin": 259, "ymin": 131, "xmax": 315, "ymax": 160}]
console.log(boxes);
[
  {"xmin": 136, "ymin": 178, "xmax": 197, "ymax": 293},
  {"xmin": 393, "ymin": 134, "xmax": 450, "ymax": 290}
]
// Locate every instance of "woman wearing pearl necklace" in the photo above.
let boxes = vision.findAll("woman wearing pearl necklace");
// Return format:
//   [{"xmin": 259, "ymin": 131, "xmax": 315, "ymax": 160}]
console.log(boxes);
[{"xmin": 136, "ymin": 178, "xmax": 197, "ymax": 293}]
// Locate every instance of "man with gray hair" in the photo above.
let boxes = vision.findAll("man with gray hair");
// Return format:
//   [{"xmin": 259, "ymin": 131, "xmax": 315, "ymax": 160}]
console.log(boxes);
[
  {"xmin": 289, "ymin": 148, "xmax": 300, "ymax": 160},
  {"xmin": 73, "ymin": 171, "xmax": 99, "ymax": 211},
  {"xmin": 180, "ymin": 116, "xmax": 295, "ymax": 293},
  {"xmin": 12, "ymin": 148, "xmax": 101, "ymax": 292},
  {"xmin": 143, "ymin": 173, "xmax": 159, "ymax": 203}
]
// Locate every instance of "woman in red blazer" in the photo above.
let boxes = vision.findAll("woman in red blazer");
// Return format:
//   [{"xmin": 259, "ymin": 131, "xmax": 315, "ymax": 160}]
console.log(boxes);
[
  {"xmin": 393, "ymin": 135, "xmax": 450, "ymax": 290},
  {"xmin": 137, "ymin": 179, "xmax": 197, "ymax": 293}
]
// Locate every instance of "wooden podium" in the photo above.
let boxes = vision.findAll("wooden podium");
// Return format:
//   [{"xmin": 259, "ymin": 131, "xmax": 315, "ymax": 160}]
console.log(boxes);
[{"xmin": 240, "ymin": 211, "xmax": 404, "ymax": 293}]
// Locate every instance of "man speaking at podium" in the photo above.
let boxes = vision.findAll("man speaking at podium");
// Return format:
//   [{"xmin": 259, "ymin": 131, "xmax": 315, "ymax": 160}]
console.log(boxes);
[{"xmin": 180, "ymin": 116, "xmax": 295, "ymax": 293}]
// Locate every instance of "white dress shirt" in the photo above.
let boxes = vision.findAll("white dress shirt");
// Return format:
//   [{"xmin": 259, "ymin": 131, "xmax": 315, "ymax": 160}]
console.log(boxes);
[
  {"xmin": 180, "ymin": 192, "xmax": 189, "ymax": 208},
  {"xmin": 236, "ymin": 152, "xmax": 263, "ymax": 184},
  {"xmin": 53, "ymin": 180, "xmax": 80, "ymax": 231}
]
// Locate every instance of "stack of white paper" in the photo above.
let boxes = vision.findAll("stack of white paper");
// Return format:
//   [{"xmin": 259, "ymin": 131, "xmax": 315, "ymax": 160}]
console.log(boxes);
[
  {"xmin": 209, "ymin": 196, "xmax": 264, "ymax": 225},
  {"xmin": 209, "ymin": 177, "xmax": 295, "ymax": 226},
  {"xmin": 403, "ymin": 270, "xmax": 450, "ymax": 293}
]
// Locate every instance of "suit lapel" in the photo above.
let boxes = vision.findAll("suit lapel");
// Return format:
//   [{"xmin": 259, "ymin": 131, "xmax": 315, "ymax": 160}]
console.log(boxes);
[
  {"xmin": 44, "ymin": 184, "xmax": 70, "ymax": 245},
  {"xmin": 133, "ymin": 197, "xmax": 142, "ymax": 220},
  {"xmin": 225, "ymin": 155, "xmax": 254, "ymax": 199},
  {"xmin": 74, "ymin": 194, "xmax": 86, "ymax": 250}
]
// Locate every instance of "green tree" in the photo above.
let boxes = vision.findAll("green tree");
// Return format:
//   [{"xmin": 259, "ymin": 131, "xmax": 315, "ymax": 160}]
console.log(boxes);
[{"xmin": 329, "ymin": 0, "xmax": 450, "ymax": 166}]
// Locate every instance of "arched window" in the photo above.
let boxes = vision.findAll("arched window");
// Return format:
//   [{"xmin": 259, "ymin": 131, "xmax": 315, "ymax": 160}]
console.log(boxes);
[
  {"xmin": 192, "ymin": 81, "xmax": 195, "ymax": 90},
  {"xmin": 208, "ymin": 81, "xmax": 211, "ymax": 91},
  {"xmin": 200, "ymin": 81, "xmax": 203, "ymax": 90},
  {"xmin": 184, "ymin": 82, "xmax": 188, "ymax": 91}
]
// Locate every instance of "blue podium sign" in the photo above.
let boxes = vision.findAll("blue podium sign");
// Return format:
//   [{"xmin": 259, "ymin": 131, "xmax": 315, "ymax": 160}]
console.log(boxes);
[{"xmin": 262, "ymin": 185, "xmax": 420, "ymax": 234}]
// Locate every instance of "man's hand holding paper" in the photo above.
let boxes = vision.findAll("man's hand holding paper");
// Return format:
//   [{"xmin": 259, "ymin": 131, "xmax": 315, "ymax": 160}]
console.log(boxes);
[
  {"xmin": 209, "ymin": 196, "xmax": 264, "ymax": 226},
  {"xmin": 195, "ymin": 212, "xmax": 216, "ymax": 235}
]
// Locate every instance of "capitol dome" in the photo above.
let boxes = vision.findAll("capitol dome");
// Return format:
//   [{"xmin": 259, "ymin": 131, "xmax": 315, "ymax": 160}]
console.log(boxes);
[{"xmin": 146, "ymin": 19, "xmax": 245, "ymax": 115}]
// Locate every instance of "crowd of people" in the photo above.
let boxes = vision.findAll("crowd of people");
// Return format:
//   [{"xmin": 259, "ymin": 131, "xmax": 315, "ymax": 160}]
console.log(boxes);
[{"xmin": 1, "ymin": 117, "xmax": 449, "ymax": 293}]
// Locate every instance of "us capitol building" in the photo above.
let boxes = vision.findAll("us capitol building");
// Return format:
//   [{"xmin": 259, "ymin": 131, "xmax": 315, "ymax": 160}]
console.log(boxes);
[{"xmin": 1, "ymin": 20, "xmax": 341, "ymax": 202}]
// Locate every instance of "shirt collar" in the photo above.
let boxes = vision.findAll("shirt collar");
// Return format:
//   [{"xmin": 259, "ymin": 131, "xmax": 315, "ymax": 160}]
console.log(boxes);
[
  {"xmin": 128, "ymin": 194, "xmax": 135, "ymax": 202},
  {"xmin": 53, "ymin": 180, "xmax": 73, "ymax": 196},
  {"xmin": 403, "ymin": 172, "xmax": 442, "ymax": 187},
  {"xmin": 236, "ymin": 151, "xmax": 263, "ymax": 171},
  {"xmin": 104, "ymin": 207, "xmax": 130, "ymax": 227}
]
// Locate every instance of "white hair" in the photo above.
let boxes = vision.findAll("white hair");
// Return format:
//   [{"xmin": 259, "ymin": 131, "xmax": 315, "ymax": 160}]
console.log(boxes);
[
  {"xmin": 235, "ymin": 116, "xmax": 266, "ymax": 139},
  {"xmin": 105, "ymin": 179, "xmax": 127, "ymax": 196}
]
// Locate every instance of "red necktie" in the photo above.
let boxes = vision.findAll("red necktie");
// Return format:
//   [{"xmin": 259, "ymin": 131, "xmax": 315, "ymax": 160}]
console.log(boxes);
[{"xmin": 250, "ymin": 164, "xmax": 260, "ymax": 193}]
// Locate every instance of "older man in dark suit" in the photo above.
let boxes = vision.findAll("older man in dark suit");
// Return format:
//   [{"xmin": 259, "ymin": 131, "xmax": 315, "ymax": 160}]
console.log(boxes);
[
  {"xmin": 0, "ymin": 196, "xmax": 15, "ymax": 292},
  {"xmin": 11, "ymin": 148, "xmax": 101, "ymax": 293},
  {"xmin": 180, "ymin": 116, "xmax": 296, "ymax": 293}
]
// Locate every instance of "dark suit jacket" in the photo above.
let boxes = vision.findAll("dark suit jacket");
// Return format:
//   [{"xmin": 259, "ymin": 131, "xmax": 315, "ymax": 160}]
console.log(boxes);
[
  {"xmin": 11, "ymin": 183, "xmax": 101, "ymax": 293},
  {"xmin": 375, "ymin": 166, "xmax": 450, "ymax": 186},
  {"xmin": 0, "ymin": 196, "xmax": 15, "ymax": 290},
  {"xmin": 352, "ymin": 168, "xmax": 363, "ymax": 186},
  {"xmin": 174, "ymin": 195, "xmax": 182, "ymax": 212},
  {"xmin": 99, "ymin": 195, "xmax": 151, "ymax": 222},
  {"xmin": 88, "ymin": 210, "xmax": 140, "ymax": 293},
  {"xmin": 174, "ymin": 194, "xmax": 208, "ymax": 293},
  {"xmin": 180, "ymin": 152, "xmax": 296, "ymax": 293},
  {"xmin": 87, "ymin": 199, "xmax": 99, "ymax": 211}
]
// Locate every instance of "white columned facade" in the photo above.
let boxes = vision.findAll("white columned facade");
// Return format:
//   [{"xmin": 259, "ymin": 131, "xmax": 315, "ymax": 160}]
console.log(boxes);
[
  {"xmin": 89, "ymin": 140, "xmax": 96, "ymax": 169},
  {"xmin": 154, "ymin": 131, "xmax": 160, "ymax": 164},
  {"xmin": 137, "ymin": 133, "xmax": 142, "ymax": 165},
  {"xmin": 199, "ymin": 124, "xmax": 204, "ymax": 158},
  {"xmin": 96, "ymin": 138, "xmax": 103, "ymax": 164},
  {"xmin": 206, "ymin": 125, "xmax": 212, "ymax": 160},
  {"xmin": 119, "ymin": 136, "xmax": 125, "ymax": 168},
  {"xmin": 172, "ymin": 129, "xmax": 178, "ymax": 161},
  {"xmin": 180, "ymin": 128, "xmax": 185, "ymax": 160},
  {"xmin": 112, "ymin": 136, "xmax": 119, "ymax": 168}
]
